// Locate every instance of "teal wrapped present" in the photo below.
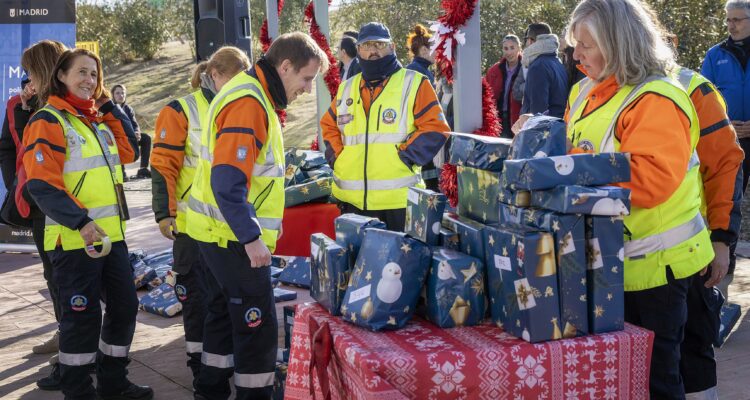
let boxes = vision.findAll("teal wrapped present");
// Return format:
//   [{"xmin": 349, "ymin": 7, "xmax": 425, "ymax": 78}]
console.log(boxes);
[
  {"xmin": 133, "ymin": 261, "xmax": 157, "ymax": 289},
  {"xmin": 405, "ymin": 187, "xmax": 447, "ymax": 245},
  {"xmin": 284, "ymin": 177, "xmax": 332, "ymax": 207},
  {"xmin": 486, "ymin": 225, "xmax": 562, "ymax": 342},
  {"xmin": 449, "ymin": 132, "xmax": 512, "ymax": 171},
  {"xmin": 340, "ymin": 228, "xmax": 432, "ymax": 331},
  {"xmin": 500, "ymin": 204, "xmax": 588, "ymax": 337},
  {"xmin": 442, "ymin": 212, "xmax": 486, "ymax": 260},
  {"xmin": 531, "ymin": 185, "xmax": 631, "ymax": 216},
  {"xmin": 303, "ymin": 165, "xmax": 333, "ymax": 181},
  {"xmin": 502, "ymin": 152, "xmax": 631, "ymax": 190},
  {"xmin": 509, "ymin": 116, "xmax": 567, "ymax": 160},
  {"xmin": 276, "ymin": 256, "xmax": 311, "ymax": 288},
  {"xmin": 310, "ymin": 233, "xmax": 350, "ymax": 315},
  {"xmin": 457, "ymin": 165, "xmax": 502, "ymax": 224},
  {"xmin": 426, "ymin": 248, "xmax": 486, "ymax": 328},
  {"xmin": 585, "ymin": 216, "xmax": 625, "ymax": 333},
  {"xmin": 139, "ymin": 283, "xmax": 182, "ymax": 317},
  {"xmin": 498, "ymin": 186, "xmax": 531, "ymax": 207},
  {"xmin": 439, "ymin": 228, "xmax": 460, "ymax": 251},
  {"xmin": 334, "ymin": 214, "xmax": 387, "ymax": 265}
]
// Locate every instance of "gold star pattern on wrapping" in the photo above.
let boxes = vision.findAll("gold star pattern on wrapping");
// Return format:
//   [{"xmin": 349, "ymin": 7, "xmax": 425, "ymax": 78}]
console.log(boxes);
[
  {"xmin": 471, "ymin": 278, "xmax": 484, "ymax": 295},
  {"xmin": 488, "ymin": 235, "xmax": 495, "ymax": 246},
  {"xmin": 461, "ymin": 262, "xmax": 478, "ymax": 283},
  {"xmin": 544, "ymin": 286, "xmax": 554, "ymax": 297},
  {"xmin": 468, "ymin": 204, "xmax": 473, "ymax": 213},
  {"xmin": 552, "ymin": 220, "xmax": 560, "ymax": 232},
  {"xmin": 502, "ymin": 246, "xmax": 508, "ymax": 257},
  {"xmin": 594, "ymin": 305, "xmax": 604, "ymax": 318},
  {"xmin": 387, "ymin": 316, "xmax": 397, "ymax": 326},
  {"xmin": 498, "ymin": 190, "xmax": 506, "ymax": 202},
  {"xmin": 579, "ymin": 294, "xmax": 586, "ymax": 302},
  {"xmin": 516, "ymin": 319, "xmax": 521, "ymax": 327},
  {"xmin": 365, "ymin": 271, "xmax": 373, "ymax": 282},
  {"xmin": 426, "ymin": 195, "xmax": 440, "ymax": 210},
  {"xmin": 607, "ymin": 293, "xmax": 613, "ymax": 301},
  {"xmin": 611, "ymin": 266, "xmax": 618, "ymax": 274},
  {"xmin": 401, "ymin": 243, "xmax": 412, "ymax": 254},
  {"xmin": 482, "ymin": 211, "xmax": 488, "ymax": 221},
  {"xmin": 340, "ymin": 304, "xmax": 348, "ymax": 314},
  {"xmin": 300, "ymin": 186, "xmax": 310, "ymax": 195},
  {"xmin": 581, "ymin": 277, "xmax": 586, "ymax": 285},
  {"xmin": 511, "ymin": 235, "xmax": 517, "ymax": 246},
  {"xmin": 403, "ymin": 305, "xmax": 410, "ymax": 313},
  {"xmin": 488, "ymin": 152, "xmax": 500, "ymax": 164},
  {"xmin": 285, "ymin": 165, "xmax": 296, "ymax": 178},
  {"xmin": 350, "ymin": 312, "xmax": 357, "ymax": 322}
]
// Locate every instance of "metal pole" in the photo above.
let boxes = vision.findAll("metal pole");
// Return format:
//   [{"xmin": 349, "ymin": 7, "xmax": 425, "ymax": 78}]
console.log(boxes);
[
  {"xmin": 313, "ymin": 0, "xmax": 331, "ymax": 153},
  {"xmin": 265, "ymin": 0, "xmax": 279, "ymax": 42},
  {"xmin": 453, "ymin": 1, "xmax": 482, "ymax": 133}
]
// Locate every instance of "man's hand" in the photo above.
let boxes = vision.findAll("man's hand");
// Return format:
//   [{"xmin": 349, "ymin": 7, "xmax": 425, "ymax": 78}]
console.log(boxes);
[
  {"xmin": 511, "ymin": 113, "xmax": 533, "ymax": 136},
  {"xmin": 79, "ymin": 221, "xmax": 106, "ymax": 245},
  {"xmin": 244, "ymin": 239, "xmax": 271, "ymax": 268},
  {"xmin": 158, "ymin": 217, "xmax": 178, "ymax": 240},
  {"xmin": 700, "ymin": 241, "xmax": 729, "ymax": 288},
  {"xmin": 732, "ymin": 121, "xmax": 750, "ymax": 139}
]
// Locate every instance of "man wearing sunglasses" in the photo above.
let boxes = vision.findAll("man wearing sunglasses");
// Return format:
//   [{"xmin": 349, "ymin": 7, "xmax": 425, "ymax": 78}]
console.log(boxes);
[
  {"xmin": 701, "ymin": 0, "xmax": 750, "ymax": 304},
  {"xmin": 320, "ymin": 22, "xmax": 450, "ymax": 231}
]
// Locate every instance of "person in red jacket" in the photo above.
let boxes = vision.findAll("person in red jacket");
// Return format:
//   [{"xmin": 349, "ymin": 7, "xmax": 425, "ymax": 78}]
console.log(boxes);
[{"xmin": 485, "ymin": 34, "xmax": 523, "ymax": 138}]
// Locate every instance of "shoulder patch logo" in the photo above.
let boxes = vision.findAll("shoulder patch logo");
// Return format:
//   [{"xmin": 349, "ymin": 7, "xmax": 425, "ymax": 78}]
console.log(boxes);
[
  {"xmin": 382, "ymin": 108, "xmax": 397, "ymax": 125},
  {"xmin": 70, "ymin": 294, "xmax": 88, "ymax": 311},
  {"xmin": 236, "ymin": 146, "xmax": 248, "ymax": 161},
  {"xmin": 245, "ymin": 307, "xmax": 262, "ymax": 328},
  {"xmin": 35, "ymin": 150, "xmax": 44, "ymax": 163}
]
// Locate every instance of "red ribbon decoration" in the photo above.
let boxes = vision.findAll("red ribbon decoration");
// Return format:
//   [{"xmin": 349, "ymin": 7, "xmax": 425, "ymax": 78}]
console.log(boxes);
[
  {"xmin": 260, "ymin": 0, "xmax": 285, "ymax": 53},
  {"xmin": 435, "ymin": 0, "xmax": 501, "ymax": 207},
  {"xmin": 308, "ymin": 317, "xmax": 346, "ymax": 400},
  {"xmin": 304, "ymin": 0, "xmax": 341, "ymax": 99}
]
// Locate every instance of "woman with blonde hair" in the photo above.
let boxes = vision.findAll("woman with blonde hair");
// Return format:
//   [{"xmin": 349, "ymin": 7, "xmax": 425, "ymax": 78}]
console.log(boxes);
[
  {"xmin": 405, "ymin": 23, "xmax": 435, "ymax": 85},
  {"xmin": 23, "ymin": 48, "xmax": 151, "ymax": 400},
  {"xmin": 564, "ymin": 0, "xmax": 713, "ymax": 398}
]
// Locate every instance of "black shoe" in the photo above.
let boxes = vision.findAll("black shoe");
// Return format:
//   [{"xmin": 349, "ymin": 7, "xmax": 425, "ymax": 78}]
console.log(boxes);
[
  {"xmin": 135, "ymin": 168, "xmax": 151, "ymax": 179},
  {"xmin": 36, "ymin": 363, "xmax": 61, "ymax": 391},
  {"xmin": 97, "ymin": 383, "xmax": 153, "ymax": 400}
]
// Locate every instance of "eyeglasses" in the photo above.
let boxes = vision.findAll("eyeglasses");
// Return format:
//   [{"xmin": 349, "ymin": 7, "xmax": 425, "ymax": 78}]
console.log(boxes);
[
  {"xmin": 358, "ymin": 41, "xmax": 390, "ymax": 51},
  {"xmin": 726, "ymin": 17, "xmax": 750, "ymax": 25}
]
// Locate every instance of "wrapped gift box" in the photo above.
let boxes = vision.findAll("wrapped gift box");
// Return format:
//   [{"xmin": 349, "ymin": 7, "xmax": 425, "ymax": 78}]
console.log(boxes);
[
  {"xmin": 285, "ymin": 177, "xmax": 332, "ymax": 207},
  {"xmin": 283, "ymin": 305, "xmax": 295, "ymax": 350},
  {"xmin": 133, "ymin": 261, "xmax": 157, "ymax": 289},
  {"xmin": 284, "ymin": 163, "xmax": 305, "ymax": 187},
  {"xmin": 270, "ymin": 266, "xmax": 283, "ymax": 278},
  {"xmin": 439, "ymin": 228, "xmax": 460, "ymax": 251},
  {"xmin": 274, "ymin": 287, "xmax": 298, "ymax": 302},
  {"xmin": 504, "ymin": 205, "xmax": 589, "ymax": 337},
  {"xmin": 310, "ymin": 233, "xmax": 350, "ymax": 315},
  {"xmin": 717, "ymin": 303, "xmax": 741, "ymax": 347},
  {"xmin": 340, "ymin": 228, "xmax": 431, "ymax": 331},
  {"xmin": 481, "ymin": 225, "xmax": 508, "ymax": 327},
  {"xmin": 405, "ymin": 187, "xmax": 447, "ymax": 245},
  {"xmin": 585, "ymin": 216, "xmax": 625, "ymax": 333},
  {"xmin": 286, "ymin": 148, "xmax": 327, "ymax": 171},
  {"xmin": 449, "ymin": 132, "xmax": 512, "ymax": 171},
  {"xmin": 139, "ymin": 283, "xmax": 182, "ymax": 317},
  {"xmin": 425, "ymin": 248, "xmax": 486, "ymax": 328},
  {"xmin": 142, "ymin": 248, "xmax": 173, "ymax": 266},
  {"xmin": 531, "ymin": 185, "xmax": 631, "ymax": 216},
  {"xmin": 147, "ymin": 264, "xmax": 176, "ymax": 290},
  {"xmin": 486, "ymin": 225, "xmax": 562, "ymax": 343},
  {"xmin": 457, "ymin": 165, "xmax": 502, "ymax": 224},
  {"xmin": 442, "ymin": 212, "xmax": 486, "ymax": 260},
  {"xmin": 335, "ymin": 213, "xmax": 386, "ymax": 264},
  {"xmin": 502, "ymin": 152, "xmax": 631, "ymax": 191},
  {"xmin": 303, "ymin": 165, "xmax": 333, "ymax": 181},
  {"xmin": 498, "ymin": 186, "xmax": 531, "ymax": 207},
  {"xmin": 509, "ymin": 116, "xmax": 567, "ymax": 160},
  {"xmin": 276, "ymin": 256, "xmax": 311, "ymax": 288}
]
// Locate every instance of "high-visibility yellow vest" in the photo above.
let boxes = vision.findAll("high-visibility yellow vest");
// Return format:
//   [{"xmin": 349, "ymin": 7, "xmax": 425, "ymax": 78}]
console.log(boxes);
[
  {"xmin": 567, "ymin": 76, "xmax": 714, "ymax": 291},
  {"xmin": 174, "ymin": 90, "xmax": 209, "ymax": 233},
  {"xmin": 185, "ymin": 71, "xmax": 285, "ymax": 251},
  {"xmin": 41, "ymin": 106, "xmax": 125, "ymax": 251},
  {"xmin": 332, "ymin": 68, "xmax": 424, "ymax": 210}
]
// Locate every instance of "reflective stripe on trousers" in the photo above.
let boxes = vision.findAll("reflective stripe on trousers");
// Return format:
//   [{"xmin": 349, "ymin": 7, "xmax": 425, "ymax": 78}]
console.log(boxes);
[
  {"xmin": 334, "ymin": 174, "xmax": 421, "ymax": 191},
  {"xmin": 186, "ymin": 341, "xmax": 203, "ymax": 354},
  {"xmin": 202, "ymin": 351, "xmax": 234, "ymax": 368},
  {"xmin": 624, "ymin": 213, "xmax": 706, "ymax": 258},
  {"xmin": 187, "ymin": 196, "xmax": 282, "ymax": 231},
  {"xmin": 99, "ymin": 338, "xmax": 130, "ymax": 357},
  {"xmin": 234, "ymin": 371, "xmax": 275, "ymax": 388},
  {"xmin": 59, "ymin": 351, "xmax": 97, "ymax": 366}
]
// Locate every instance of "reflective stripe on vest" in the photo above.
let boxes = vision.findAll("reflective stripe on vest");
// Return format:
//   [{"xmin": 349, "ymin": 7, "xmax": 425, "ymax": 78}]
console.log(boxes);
[
  {"xmin": 677, "ymin": 68, "xmax": 694, "ymax": 92},
  {"xmin": 624, "ymin": 212, "xmax": 706, "ymax": 258},
  {"xmin": 566, "ymin": 78, "xmax": 594, "ymax": 132},
  {"xmin": 181, "ymin": 93, "xmax": 203, "ymax": 168},
  {"xmin": 187, "ymin": 196, "xmax": 282, "ymax": 230},
  {"xmin": 334, "ymin": 174, "xmax": 421, "ymax": 191},
  {"xmin": 45, "ymin": 204, "xmax": 120, "ymax": 227},
  {"xmin": 342, "ymin": 132, "xmax": 409, "ymax": 146}
]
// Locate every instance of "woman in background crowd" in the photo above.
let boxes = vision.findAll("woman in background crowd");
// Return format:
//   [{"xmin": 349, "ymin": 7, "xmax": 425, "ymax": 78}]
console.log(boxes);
[
  {"xmin": 405, "ymin": 24, "xmax": 436, "ymax": 85},
  {"xmin": 486, "ymin": 34, "xmax": 523, "ymax": 138},
  {"xmin": 112, "ymin": 84, "xmax": 151, "ymax": 180}
]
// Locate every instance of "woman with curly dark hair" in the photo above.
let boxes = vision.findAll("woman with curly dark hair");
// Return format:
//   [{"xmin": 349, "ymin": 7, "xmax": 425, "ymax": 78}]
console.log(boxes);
[{"xmin": 405, "ymin": 24, "xmax": 435, "ymax": 85}]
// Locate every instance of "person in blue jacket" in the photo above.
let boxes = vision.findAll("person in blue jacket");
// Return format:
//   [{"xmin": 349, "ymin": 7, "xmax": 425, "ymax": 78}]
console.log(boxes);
[
  {"xmin": 701, "ymin": 0, "xmax": 750, "ymax": 301},
  {"xmin": 520, "ymin": 23, "xmax": 568, "ymax": 118},
  {"xmin": 405, "ymin": 24, "xmax": 435, "ymax": 86}
]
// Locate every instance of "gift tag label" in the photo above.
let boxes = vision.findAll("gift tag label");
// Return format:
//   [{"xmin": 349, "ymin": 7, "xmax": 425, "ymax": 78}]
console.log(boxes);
[
  {"xmin": 494, "ymin": 255, "xmax": 512, "ymax": 271},
  {"xmin": 348, "ymin": 284, "xmax": 371, "ymax": 304},
  {"xmin": 407, "ymin": 190, "xmax": 419, "ymax": 205}
]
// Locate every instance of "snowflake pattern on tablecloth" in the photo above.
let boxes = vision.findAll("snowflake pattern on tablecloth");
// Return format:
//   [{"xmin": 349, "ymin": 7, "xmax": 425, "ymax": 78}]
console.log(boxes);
[{"xmin": 428, "ymin": 352, "xmax": 467, "ymax": 399}]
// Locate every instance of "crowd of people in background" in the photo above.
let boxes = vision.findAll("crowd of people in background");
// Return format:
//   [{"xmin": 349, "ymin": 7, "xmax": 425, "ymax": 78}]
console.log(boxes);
[{"xmin": 1, "ymin": 0, "xmax": 750, "ymax": 399}]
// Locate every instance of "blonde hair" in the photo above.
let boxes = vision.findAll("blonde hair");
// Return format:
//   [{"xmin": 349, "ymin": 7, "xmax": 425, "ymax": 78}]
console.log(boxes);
[
  {"xmin": 206, "ymin": 46, "xmax": 251, "ymax": 79},
  {"xmin": 21, "ymin": 40, "xmax": 68, "ymax": 108},
  {"xmin": 565, "ymin": 0, "xmax": 675, "ymax": 85},
  {"xmin": 191, "ymin": 61, "xmax": 209, "ymax": 89}
]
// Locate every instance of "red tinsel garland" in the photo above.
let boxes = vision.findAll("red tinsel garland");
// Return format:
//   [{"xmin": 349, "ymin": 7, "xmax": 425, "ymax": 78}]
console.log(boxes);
[
  {"xmin": 260, "ymin": 0, "xmax": 285, "ymax": 53},
  {"xmin": 310, "ymin": 135, "xmax": 319, "ymax": 150},
  {"xmin": 436, "ymin": 0, "xmax": 501, "ymax": 207},
  {"xmin": 304, "ymin": 1, "xmax": 341, "ymax": 98}
]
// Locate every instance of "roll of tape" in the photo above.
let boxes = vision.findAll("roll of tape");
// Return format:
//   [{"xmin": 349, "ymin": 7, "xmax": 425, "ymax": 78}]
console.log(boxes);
[{"xmin": 85, "ymin": 236, "xmax": 112, "ymax": 258}]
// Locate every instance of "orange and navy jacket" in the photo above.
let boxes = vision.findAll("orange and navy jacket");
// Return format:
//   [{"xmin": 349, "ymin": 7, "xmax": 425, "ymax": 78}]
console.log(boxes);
[
  {"xmin": 319, "ymin": 69, "xmax": 451, "ymax": 169},
  {"xmin": 150, "ymin": 88, "xmax": 214, "ymax": 223},
  {"xmin": 22, "ymin": 96, "xmax": 138, "ymax": 230},
  {"xmin": 209, "ymin": 65, "xmax": 276, "ymax": 244},
  {"xmin": 690, "ymin": 79, "xmax": 744, "ymax": 245}
]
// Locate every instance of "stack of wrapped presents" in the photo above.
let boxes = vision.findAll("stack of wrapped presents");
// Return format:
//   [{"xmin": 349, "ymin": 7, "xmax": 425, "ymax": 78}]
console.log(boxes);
[
  {"xmin": 303, "ymin": 117, "xmax": 632, "ymax": 344},
  {"xmin": 284, "ymin": 148, "xmax": 334, "ymax": 207}
]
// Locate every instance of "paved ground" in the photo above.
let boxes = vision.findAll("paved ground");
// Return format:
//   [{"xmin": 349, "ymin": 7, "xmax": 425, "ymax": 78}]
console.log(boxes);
[{"xmin": 1, "ymin": 168, "xmax": 749, "ymax": 399}]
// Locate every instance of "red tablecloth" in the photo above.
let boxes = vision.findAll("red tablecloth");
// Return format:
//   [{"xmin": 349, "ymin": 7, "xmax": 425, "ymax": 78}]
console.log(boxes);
[
  {"xmin": 275, "ymin": 203, "xmax": 340, "ymax": 257},
  {"xmin": 285, "ymin": 303, "xmax": 654, "ymax": 400}
]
